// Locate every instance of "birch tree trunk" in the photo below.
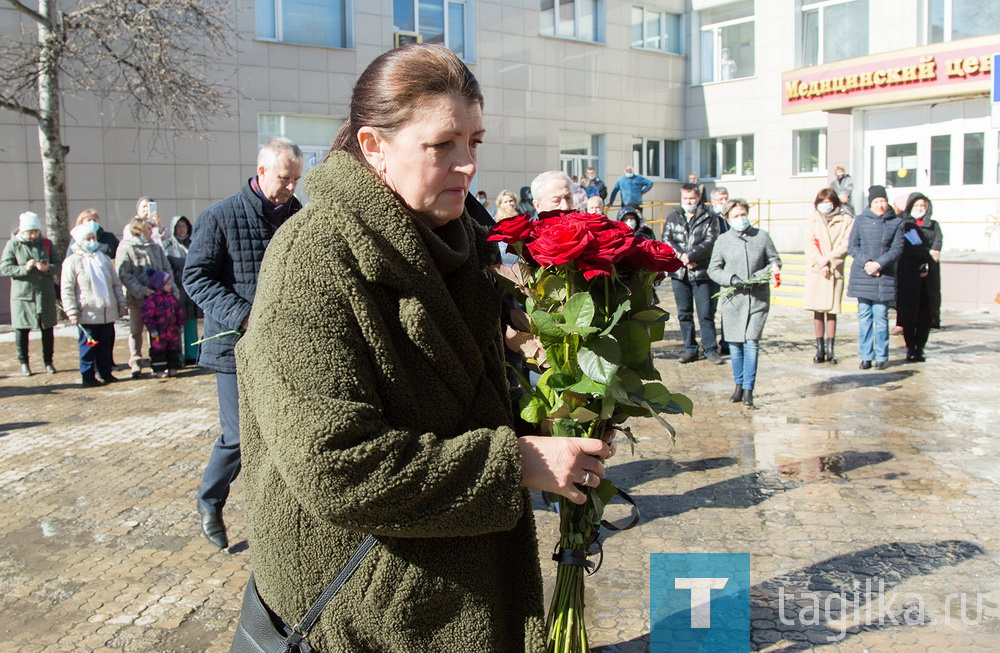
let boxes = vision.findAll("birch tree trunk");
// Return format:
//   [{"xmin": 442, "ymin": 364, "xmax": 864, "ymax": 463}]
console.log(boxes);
[{"xmin": 36, "ymin": 0, "xmax": 70, "ymax": 256}]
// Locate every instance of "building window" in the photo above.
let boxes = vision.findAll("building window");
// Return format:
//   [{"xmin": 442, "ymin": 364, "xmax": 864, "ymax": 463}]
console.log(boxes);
[
  {"xmin": 559, "ymin": 132, "xmax": 603, "ymax": 180},
  {"xmin": 631, "ymin": 138, "xmax": 680, "ymax": 180},
  {"xmin": 541, "ymin": 0, "xmax": 603, "ymax": 43},
  {"xmin": 930, "ymin": 134, "xmax": 951, "ymax": 185},
  {"xmin": 929, "ymin": 0, "xmax": 1000, "ymax": 43},
  {"xmin": 699, "ymin": 134, "xmax": 754, "ymax": 179},
  {"xmin": 885, "ymin": 142, "xmax": 917, "ymax": 187},
  {"xmin": 802, "ymin": 0, "xmax": 868, "ymax": 66},
  {"xmin": 794, "ymin": 129, "xmax": 827, "ymax": 175},
  {"xmin": 963, "ymin": 132, "xmax": 984, "ymax": 185},
  {"xmin": 394, "ymin": 0, "xmax": 475, "ymax": 60},
  {"xmin": 699, "ymin": 0, "xmax": 754, "ymax": 83},
  {"xmin": 631, "ymin": 6, "xmax": 682, "ymax": 54},
  {"xmin": 259, "ymin": 113, "xmax": 343, "ymax": 202},
  {"xmin": 257, "ymin": 0, "xmax": 351, "ymax": 49}
]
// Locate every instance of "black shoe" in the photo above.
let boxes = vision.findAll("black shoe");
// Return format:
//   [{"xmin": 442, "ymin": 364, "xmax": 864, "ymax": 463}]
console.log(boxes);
[
  {"xmin": 813, "ymin": 338, "xmax": 826, "ymax": 363},
  {"xmin": 874, "ymin": 361, "xmax": 887, "ymax": 370},
  {"xmin": 911, "ymin": 351, "xmax": 926, "ymax": 362},
  {"xmin": 730, "ymin": 385, "xmax": 743, "ymax": 403},
  {"xmin": 678, "ymin": 352, "xmax": 699, "ymax": 364},
  {"xmin": 705, "ymin": 352, "xmax": 724, "ymax": 365},
  {"xmin": 859, "ymin": 361, "xmax": 872, "ymax": 370},
  {"xmin": 130, "ymin": 369, "xmax": 143, "ymax": 379},
  {"xmin": 742, "ymin": 390, "xmax": 754, "ymax": 408},
  {"xmin": 100, "ymin": 374, "xmax": 119, "ymax": 384},
  {"xmin": 80, "ymin": 377, "xmax": 102, "ymax": 388},
  {"xmin": 198, "ymin": 504, "xmax": 228, "ymax": 549}
]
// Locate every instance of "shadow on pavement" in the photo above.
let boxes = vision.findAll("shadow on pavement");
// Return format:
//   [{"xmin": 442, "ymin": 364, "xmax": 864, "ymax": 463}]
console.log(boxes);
[
  {"xmin": 0, "ymin": 383, "xmax": 85, "ymax": 399},
  {"xmin": 609, "ymin": 451, "xmax": 893, "ymax": 532},
  {"xmin": 805, "ymin": 370, "xmax": 917, "ymax": 395},
  {"xmin": 749, "ymin": 539, "xmax": 986, "ymax": 650},
  {"xmin": 0, "ymin": 421, "xmax": 49, "ymax": 437}
]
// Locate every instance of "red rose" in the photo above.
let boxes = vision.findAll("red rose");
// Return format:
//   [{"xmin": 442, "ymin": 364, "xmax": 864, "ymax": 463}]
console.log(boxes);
[
  {"xmin": 621, "ymin": 238, "xmax": 682, "ymax": 273},
  {"xmin": 576, "ymin": 225, "xmax": 638, "ymax": 280},
  {"xmin": 486, "ymin": 213, "xmax": 534, "ymax": 244},
  {"xmin": 526, "ymin": 216, "xmax": 593, "ymax": 267}
]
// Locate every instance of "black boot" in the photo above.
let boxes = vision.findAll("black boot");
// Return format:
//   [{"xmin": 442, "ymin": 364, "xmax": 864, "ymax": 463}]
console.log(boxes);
[
  {"xmin": 730, "ymin": 385, "xmax": 743, "ymax": 403},
  {"xmin": 813, "ymin": 338, "xmax": 826, "ymax": 363},
  {"xmin": 742, "ymin": 389, "xmax": 754, "ymax": 408},
  {"xmin": 825, "ymin": 338, "xmax": 837, "ymax": 364},
  {"xmin": 197, "ymin": 503, "xmax": 229, "ymax": 549}
]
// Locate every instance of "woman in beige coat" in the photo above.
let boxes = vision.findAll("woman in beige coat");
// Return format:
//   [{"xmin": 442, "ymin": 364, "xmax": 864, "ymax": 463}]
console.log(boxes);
[{"xmin": 804, "ymin": 188, "xmax": 854, "ymax": 364}]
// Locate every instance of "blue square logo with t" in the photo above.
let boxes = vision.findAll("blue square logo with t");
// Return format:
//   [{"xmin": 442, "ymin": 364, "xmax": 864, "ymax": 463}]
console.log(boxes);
[{"xmin": 650, "ymin": 553, "xmax": 753, "ymax": 653}]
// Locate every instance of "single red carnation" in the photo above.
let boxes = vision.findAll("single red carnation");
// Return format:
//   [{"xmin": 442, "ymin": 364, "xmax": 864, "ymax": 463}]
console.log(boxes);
[{"xmin": 486, "ymin": 213, "xmax": 534, "ymax": 244}]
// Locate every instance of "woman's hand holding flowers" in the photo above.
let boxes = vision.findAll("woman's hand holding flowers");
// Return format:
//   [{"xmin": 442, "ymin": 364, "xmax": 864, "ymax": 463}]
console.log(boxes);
[{"xmin": 518, "ymin": 436, "xmax": 611, "ymax": 505}]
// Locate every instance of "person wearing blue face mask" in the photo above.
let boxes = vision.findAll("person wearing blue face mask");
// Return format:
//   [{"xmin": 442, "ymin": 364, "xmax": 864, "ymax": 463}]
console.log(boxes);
[
  {"xmin": 708, "ymin": 199, "xmax": 781, "ymax": 408},
  {"xmin": 608, "ymin": 164, "xmax": 654, "ymax": 207},
  {"xmin": 115, "ymin": 217, "xmax": 174, "ymax": 378},
  {"xmin": 61, "ymin": 221, "xmax": 127, "ymax": 386}
]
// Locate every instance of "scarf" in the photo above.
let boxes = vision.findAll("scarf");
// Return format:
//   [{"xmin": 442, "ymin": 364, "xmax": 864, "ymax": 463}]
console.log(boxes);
[{"xmin": 82, "ymin": 252, "xmax": 112, "ymax": 308}]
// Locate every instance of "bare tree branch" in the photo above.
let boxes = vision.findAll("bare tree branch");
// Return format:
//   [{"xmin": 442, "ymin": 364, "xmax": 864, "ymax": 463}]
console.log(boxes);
[
  {"xmin": 4, "ymin": 0, "xmax": 50, "ymax": 27},
  {"xmin": 0, "ymin": 98, "xmax": 40, "ymax": 120}
]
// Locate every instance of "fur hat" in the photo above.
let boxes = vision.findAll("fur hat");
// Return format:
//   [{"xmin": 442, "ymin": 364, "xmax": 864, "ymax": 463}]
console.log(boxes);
[
  {"xmin": 145, "ymin": 268, "xmax": 171, "ymax": 290},
  {"xmin": 18, "ymin": 211, "xmax": 41, "ymax": 232}
]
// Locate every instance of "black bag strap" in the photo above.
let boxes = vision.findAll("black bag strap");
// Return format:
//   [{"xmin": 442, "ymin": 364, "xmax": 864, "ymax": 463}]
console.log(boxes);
[{"xmin": 284, "ymin": 534, "xmax": 378, "ymax": 649}]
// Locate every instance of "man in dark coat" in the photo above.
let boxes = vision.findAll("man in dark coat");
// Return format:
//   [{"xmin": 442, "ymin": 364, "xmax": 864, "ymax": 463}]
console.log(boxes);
[
  {"xmin": 662, "ymin": 183, "xmax": 722, "ymax": 364},
  {"xmin": 847, "ymin": 185, "xmax": 903, "ymax": 370},
  {"xmin": 183, "ymin": 137, "xmax": 303, "ymax": 548}
]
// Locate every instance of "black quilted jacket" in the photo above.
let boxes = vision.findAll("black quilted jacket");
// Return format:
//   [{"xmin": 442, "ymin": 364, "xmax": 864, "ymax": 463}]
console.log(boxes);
[
  {"xmin": 183, "ymin": 179, "xmax": 302, "ymax": 373},
  {"xmin": 661, "ymin": 205, "xmax": 720, "ymax": 281}
]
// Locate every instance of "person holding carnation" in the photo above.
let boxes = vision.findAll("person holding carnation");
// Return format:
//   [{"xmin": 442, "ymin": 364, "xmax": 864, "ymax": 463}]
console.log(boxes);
[
  {"xmin": 61, "ymin": 222, "xmax": 127, "ymax": 386},
  {"xmin": 803, "ymin": 188, "xmax": 854, "ymax": 364},
  {"xmin": 233, "ymin": 44, "xmax": 610, "ymax": 652},
  {"xmin": 708, "ymin": 199, "xmax": 781, "ymax": 408}
]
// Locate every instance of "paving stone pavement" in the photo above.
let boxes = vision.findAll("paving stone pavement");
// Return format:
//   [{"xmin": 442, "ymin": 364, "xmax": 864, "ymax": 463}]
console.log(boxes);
[{"xmin": 1, "ymin": 301, "xmax": 998, "ymax": 652}]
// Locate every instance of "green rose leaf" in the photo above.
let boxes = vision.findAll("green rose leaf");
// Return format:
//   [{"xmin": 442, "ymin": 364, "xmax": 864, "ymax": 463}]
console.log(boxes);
[
  {"xmin": 670, "ymin": 392, "xmax": 694, "ymax": 416},
  {"xmin": 578, "ymin": 336, "xmax": 621, "ymax": 385},
  {"xmin": 530, "ymin": 310, "xmax": 565, "ymax": 340},
  {"xmin": 612, "ymin": 320, "xmax": 651, "ymax": 368},
  {"xmin": 569, "ymin": 406, "xmax": 600, "ymax": 423},
  {"xmin": 599, "ymin": 299, "xmax": 631, "ymax": 336},
  {"xmin": 570, "ymin": 377, "xmax": 606, "ymax": 395},
  {"xmin": 631, "ymin": 308, "xmax": 670, "ymax": 323}
]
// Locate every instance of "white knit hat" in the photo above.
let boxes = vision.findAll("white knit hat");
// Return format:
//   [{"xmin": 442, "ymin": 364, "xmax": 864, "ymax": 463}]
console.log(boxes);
[{"xmin": 18, "ymin": 211, "xmax": 42, "ymax": 232}]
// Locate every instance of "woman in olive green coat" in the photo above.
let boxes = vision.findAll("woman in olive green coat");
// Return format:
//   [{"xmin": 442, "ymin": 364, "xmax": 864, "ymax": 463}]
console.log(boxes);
[
  {"xmin": 1, "ymin": 211, "xmax": 61, "ymax": 375},
  {"xmin": 236, "ymin": 45, "xmax": 610, "ymax": 652}
]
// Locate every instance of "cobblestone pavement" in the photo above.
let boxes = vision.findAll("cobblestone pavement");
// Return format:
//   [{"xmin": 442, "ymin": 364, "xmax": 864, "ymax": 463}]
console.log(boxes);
[{"xmin": 1, "ymin": 302, "xmax": 998, "ymax": 652}]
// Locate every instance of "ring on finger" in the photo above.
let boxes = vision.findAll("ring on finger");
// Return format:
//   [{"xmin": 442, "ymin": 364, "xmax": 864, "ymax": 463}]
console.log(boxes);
[{"xmin": 582, "ymin": 471, "xmax": 591, "ymax": 485}]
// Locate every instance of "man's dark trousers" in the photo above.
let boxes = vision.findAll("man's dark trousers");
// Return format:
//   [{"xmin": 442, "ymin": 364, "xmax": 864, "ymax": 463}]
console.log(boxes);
[
  {"xmin": 671, "ymin": 277, "xmax": 718, "ymax": 355},
  {"xmin": 197, "ymin": 372, "xmax": 241, "ymax": 512}
]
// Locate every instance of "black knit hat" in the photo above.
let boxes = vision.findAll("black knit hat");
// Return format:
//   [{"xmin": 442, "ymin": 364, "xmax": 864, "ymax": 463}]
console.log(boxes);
[{"xmin": 867, "ymin": 185, "xmax": 888, "ymax": 205}]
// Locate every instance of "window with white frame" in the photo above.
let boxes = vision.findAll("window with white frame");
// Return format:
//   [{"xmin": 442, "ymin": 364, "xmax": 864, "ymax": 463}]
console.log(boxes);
[
  {"xmin": 794, "ymin": 129, "xmax": 827, "ymax": 175},
  {"xmin": 699, "ymin": 1, "xmax": 754, "ymax": 83},
  {"xmin": 394, "ymin": 0, "xmax": 475, "ymax": 60},
  {"xmin": 699, "ymin": 134, "xmax": 754, "ymax": 178},
  {"xmin": 631, "ymin": 6, "xmax": 682, "ymax": 54},
  {"xmin": 631, "ymin": 138, "xmax": 681, "ymax": 180},
  {"xmin": 257, "ymin": 0, "xmax": 351, "ymax": 49},
  {"xmin": 559, "ymin": 132, "xmax": 603, "ymax": 180},
  {"xmin": 540, "ymin": 0, "xmax": 603, "ymax": 43},
  {"xmin": 802, "ymin": 0, "xmax": 868, "ymax": 66},
  {"xmin": 928, "ymin": 0, "xmax": 1000, "ymax": 43}
]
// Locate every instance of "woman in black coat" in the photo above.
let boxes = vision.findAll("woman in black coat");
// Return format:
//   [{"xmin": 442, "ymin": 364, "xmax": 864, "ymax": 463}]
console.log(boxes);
[{"xmin": 895, "ymin": 192, "xmax": 943, "ymax": 362}]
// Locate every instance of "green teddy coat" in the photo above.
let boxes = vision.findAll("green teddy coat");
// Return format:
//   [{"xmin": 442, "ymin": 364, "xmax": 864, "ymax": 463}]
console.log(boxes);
[
  {"xmin": 1, "ymin": 232, "xmax": 62, "ymax": 330},
  {"xmin": 236, "ymin": 153, "xmax": 546, "ymax": 652}
]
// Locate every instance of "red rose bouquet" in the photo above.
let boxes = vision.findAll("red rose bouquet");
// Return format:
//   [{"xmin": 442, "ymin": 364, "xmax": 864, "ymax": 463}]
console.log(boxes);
[{"xmin": 488, "ymin": 211, "xmax": 693, "ymax": 653}]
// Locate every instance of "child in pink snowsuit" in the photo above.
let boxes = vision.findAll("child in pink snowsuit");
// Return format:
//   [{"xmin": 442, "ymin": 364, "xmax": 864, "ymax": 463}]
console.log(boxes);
[{"xmin": 140, "ymin": 269, "xmax": 184, "ymax": 378}]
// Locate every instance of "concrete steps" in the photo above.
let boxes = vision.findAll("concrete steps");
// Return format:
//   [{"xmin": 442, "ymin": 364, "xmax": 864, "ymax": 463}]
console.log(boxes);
[{"xmin": 772, "ymin": 253, "xmax": 857, "ymax": 314}]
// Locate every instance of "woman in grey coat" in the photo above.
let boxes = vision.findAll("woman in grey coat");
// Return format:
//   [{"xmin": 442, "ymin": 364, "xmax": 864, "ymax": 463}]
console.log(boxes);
[{"xmin": 708, "ymin": 199, "xmax": 781, "ymax": 408}]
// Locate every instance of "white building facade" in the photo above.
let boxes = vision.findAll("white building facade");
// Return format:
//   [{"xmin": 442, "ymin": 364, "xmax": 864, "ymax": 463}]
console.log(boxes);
[{"xmin": 1, "ymin": 1, "xmax": 998, "ymax": 319}]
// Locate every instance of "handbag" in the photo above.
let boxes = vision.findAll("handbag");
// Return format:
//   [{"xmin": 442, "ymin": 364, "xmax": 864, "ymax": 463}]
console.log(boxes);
[{"xmin": 231, "ymin": 534, "xmax": 377, "ymax": 653}]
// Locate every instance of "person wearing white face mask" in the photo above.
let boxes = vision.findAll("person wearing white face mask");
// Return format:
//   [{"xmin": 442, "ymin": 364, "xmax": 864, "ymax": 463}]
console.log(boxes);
[
  {"xmin": 708, "ymin": 199, "xmax": 781, "ymax": 408},
  {"xmin": 662, "ymin": 183, "xmax": 722, "ymax": 364},
  {"xmin": 61, "ymin": 221, "xmax": 127, "ymax": 386},
  {"xmin": 608, "ymin": 165, "xmax": 653, "ymax": 207},
  {"xmin": 895, "ymin": 192, "xmax": 943, "ymax": 362},
  {"xmin": 803, "ymin": 188, "xmax": 854, "ymax": 364}
]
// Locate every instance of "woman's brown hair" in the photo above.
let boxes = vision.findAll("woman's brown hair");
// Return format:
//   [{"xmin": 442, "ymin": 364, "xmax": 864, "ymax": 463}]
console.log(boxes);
[
  {"xmin": 128, "ymin": 217, "xmax": 148, "ymax": 237},
  {"xmin": 75, "ymin": 209, "xmax": 100, "ymax": 226},
  {"xmin": 814, "ymin": 188, "xmax": 842, "ymax": 210},
  {"xmin": 331, "ymin": 44, "xmax": 483, "ymax": 169}
]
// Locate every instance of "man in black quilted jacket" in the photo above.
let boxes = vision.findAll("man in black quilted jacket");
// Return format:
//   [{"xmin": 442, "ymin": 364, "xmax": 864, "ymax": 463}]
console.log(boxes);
[
  {"xmin": 661, "ymin": 183, "xmax": 723, "ymax": 365},
  {"xmin": 183, "ymin": 137, "xmax": 304, "ymax": 549}
]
